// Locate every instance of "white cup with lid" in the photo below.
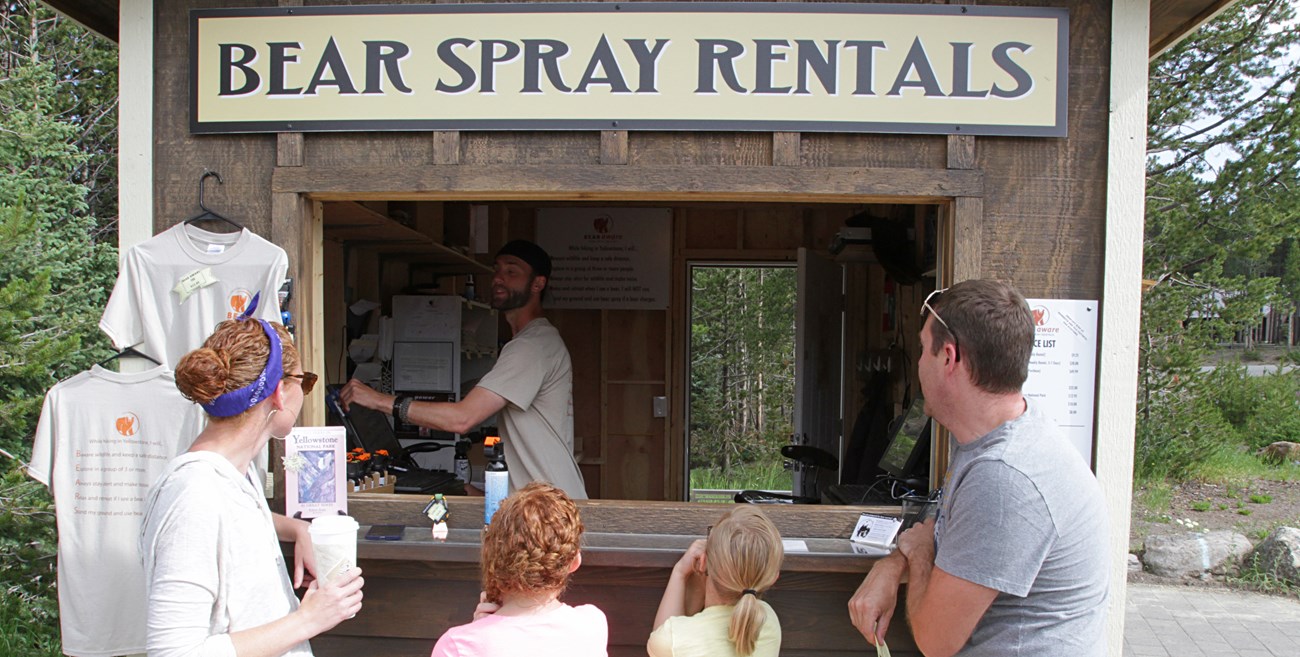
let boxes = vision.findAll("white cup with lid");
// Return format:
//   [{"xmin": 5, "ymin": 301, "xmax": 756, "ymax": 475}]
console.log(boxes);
[{"xmin": 308, "ymin": 515, "xmax": 359, "ymax": 584}]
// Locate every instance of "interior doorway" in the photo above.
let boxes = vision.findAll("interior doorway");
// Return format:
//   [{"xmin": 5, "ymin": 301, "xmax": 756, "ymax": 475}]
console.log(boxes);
[{"xmin": 686, "ymin": 263, "xmax": 797, "ymax": 501}]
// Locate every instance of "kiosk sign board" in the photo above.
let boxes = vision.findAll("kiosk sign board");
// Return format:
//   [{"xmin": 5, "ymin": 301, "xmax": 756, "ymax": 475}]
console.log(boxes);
[{"xmin": 191, "ymin": 3, "xmax": 1068, "ymax": 136}]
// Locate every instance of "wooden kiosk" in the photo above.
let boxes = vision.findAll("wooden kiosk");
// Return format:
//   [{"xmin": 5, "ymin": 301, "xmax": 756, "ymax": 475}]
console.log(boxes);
[{"xmin": 47, "ymin": 0, "xmax": 1235, "ymax": 654}]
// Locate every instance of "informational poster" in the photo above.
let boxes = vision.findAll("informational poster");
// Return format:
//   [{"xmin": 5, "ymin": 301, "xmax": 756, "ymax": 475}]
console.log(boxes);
[
  {"xmin": 1023, "ymin": 299, "xmax": 1098, "ymax": 466},
  {"xmin": 537, "ymin": 208, "xmax": 672, "ymax": 309},
  {"xmin": 284, "ymin": 426, "xmax": 347, "ymax": 519}
]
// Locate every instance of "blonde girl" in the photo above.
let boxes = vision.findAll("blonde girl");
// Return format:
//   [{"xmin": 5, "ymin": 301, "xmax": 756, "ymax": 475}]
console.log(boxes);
[{"xmin": 648, "ymin": 506, "xmax": 784, "ymax": 657}]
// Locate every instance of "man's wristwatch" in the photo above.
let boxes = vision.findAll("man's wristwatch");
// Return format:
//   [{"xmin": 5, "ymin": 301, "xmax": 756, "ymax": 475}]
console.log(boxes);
[{"xmin": 392, "ymin": 395, "xmax": 412, "ymax": 424}]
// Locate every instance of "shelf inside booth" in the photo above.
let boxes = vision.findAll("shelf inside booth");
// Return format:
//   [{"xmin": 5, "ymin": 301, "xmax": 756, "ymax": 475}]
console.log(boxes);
[{"xmin": 323, "ymin": 201, "xmax": 491, "ymax": 275}]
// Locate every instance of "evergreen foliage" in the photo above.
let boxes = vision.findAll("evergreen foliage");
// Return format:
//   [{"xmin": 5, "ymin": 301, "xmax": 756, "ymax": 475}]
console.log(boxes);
[
  {"xmin": 0, "ymin": 462, "xmax": 60, "ymax": 657},
  {"xmin": 0, "ymin": 1, "xmax": 118, "ymax": 458},
  {"xmin": 1139, "ymin": 0, "xmax": 1300, "ymax": 478},
  {"xmin": 689, "ymin": 266, "xmax": 796, "ymax": 488},
  {"xmin": 0, "ymin": 5, "xmax": 116, "ymax": 652}
]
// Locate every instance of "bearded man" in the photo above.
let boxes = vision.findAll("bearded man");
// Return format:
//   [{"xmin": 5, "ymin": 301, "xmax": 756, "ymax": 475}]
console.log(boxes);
[{"xmin": 341, "ymin": 240, "xmax": 584, "ymax": 499}]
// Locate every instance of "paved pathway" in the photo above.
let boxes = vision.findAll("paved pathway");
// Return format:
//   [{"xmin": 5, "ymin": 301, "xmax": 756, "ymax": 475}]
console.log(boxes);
[{"xmin": 1124, "ymin": 583, "xmax": 1300, "ymax": 657}]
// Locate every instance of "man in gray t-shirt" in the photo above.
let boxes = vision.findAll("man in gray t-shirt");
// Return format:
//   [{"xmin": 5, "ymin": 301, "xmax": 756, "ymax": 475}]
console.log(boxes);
[
  {"xmin": 341, "ymin": 240, "xmax": 586, "ymax": 500},
  {"xmin": 848, "ymin": 280, "xmax": 1108, "ymax": 657}
]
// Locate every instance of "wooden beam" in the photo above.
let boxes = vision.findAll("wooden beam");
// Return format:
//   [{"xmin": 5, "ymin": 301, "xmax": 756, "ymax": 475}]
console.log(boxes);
[
  {"xmin": 273, "ymin": 165, "xmax": 982, "ymax": 203},
  {"xmin": 951, "ymin": 196, "xmax": 983, "ymax": 283},
  {"xmin": 431, "ymin": 131, "xmax": 461, "ymax": 165},
  {"xmin": 600, "ymin": 130, "xmax": 629, "ymax": 165},
  {"xmin": 276, "ymin": 133, "xmax": 304, "ymax": 167},
  {"xmin": 946, "ymin": 134, "xmax": 976, "ymax": 170},
  {"xmin": 772, "ymin": 132, "xmax": 801, "ymax": 166}
]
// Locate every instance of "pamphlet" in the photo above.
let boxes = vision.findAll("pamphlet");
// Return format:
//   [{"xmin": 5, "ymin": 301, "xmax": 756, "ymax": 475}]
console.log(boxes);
[
  {"xmin": 850, "ymin": 512, "xmax": 903, "ymax": 549},
  {"xmin": 284, "ymin": 426, "xmax": 347, "ymax": 519}
]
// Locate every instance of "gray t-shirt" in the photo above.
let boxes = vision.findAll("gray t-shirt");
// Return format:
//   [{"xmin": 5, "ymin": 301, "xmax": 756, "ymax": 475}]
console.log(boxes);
[
  {"xmin": 934, "ymin": 402, "xmax": 1109, "ymax": 657},
  {"xmin": 476, "ymin": 318, "xmax": 586, "ymax": 499}
]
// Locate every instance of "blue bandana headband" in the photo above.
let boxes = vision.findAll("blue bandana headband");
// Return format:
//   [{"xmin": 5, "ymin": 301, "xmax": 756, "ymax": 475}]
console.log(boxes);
[{"xmin": 201, "ymin": 292, "xmax": 285, "ymax": 418}]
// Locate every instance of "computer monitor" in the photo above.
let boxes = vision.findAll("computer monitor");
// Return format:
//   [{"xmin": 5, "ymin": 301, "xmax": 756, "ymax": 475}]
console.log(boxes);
[{"xmin": 878, "ymin": 397, "xmax": 931, "ymax": 480}]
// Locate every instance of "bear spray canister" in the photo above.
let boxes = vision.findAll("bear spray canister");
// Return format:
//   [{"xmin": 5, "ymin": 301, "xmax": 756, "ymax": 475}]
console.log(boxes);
[
  {"xmin": 483, "ymin": 435, "xmax": 508, "ymax": 526},
  {"xmin": 454, "ymin": 438, "xmax": 471, "ymax": 487}
]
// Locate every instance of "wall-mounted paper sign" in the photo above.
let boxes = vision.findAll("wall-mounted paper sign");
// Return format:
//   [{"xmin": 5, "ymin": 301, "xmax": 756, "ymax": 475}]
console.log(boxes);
[
  {"xmin": 537, "ymin": 208, "xmax": 672, "ymax": 310},
  {"xmin": 1023, "ymin": 299, "xmax": 1098, "ymax": 467}
]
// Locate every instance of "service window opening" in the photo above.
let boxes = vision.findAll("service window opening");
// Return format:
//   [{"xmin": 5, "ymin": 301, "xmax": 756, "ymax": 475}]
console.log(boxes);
[{"xmin": 686, "ymin": 264, "xmax": 797, "ymax": 502}]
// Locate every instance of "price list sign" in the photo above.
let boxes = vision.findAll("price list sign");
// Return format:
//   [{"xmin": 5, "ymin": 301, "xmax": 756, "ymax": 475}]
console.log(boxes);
[{"xmin": 1023, "ymin": 299, "xmax": 1098, "ymax": 466}]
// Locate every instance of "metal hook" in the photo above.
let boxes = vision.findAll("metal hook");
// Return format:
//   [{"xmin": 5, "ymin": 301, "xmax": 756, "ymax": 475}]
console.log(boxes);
[{"xmin": 198, "ymin": 171, "xmax": 223, "ymax": 213}]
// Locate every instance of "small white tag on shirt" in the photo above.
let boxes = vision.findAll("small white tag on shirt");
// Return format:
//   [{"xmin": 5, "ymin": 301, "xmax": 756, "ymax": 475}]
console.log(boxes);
[
  {"xmin": 206, "ymin": 243, "xmax": 226, "ymax": 255},
  {"xmin": 173, "ymin": 267, "xmax": 219, "ymax": 303}
]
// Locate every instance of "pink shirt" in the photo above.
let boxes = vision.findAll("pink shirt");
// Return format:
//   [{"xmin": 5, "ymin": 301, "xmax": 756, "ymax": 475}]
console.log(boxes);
[{"xmin": 430, "ymin": 603, "xmax": 608, "ymax": 657}]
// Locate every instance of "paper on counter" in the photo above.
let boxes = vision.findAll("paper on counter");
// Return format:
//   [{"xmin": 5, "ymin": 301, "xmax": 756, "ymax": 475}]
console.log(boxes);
[{"xmin": 782, "ymin": 539, "xmax": 809, "ymax": 553}]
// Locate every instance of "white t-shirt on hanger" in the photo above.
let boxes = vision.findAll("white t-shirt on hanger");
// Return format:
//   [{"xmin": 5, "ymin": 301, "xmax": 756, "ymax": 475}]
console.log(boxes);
[
  {"xmin": 100, "ymin": 223, "xmax": 288, "ymax": 368},
  {"xmin": 27, "ymin": 365, "xmax": 205, "ymax": 657},
  {"xmin": 100, "ymin": 223, "xmax": 288, "ymax": 488}
]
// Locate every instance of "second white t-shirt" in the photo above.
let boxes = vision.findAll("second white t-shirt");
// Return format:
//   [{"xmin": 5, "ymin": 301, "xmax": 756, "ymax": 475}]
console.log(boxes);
[{"xmin": 27, "ymin": 365, "xmax": 205, "ymax": 657}]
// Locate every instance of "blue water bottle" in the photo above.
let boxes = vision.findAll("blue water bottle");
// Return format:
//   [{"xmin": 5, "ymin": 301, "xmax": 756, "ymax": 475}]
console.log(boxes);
[{"xmin": 483, "ymin": 436, "xmax": 508, "ymax": 526}]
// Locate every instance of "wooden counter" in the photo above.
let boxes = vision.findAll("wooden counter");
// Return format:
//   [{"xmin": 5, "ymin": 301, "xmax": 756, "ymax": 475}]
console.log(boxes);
[{"xmin": 309, "ymin": 494, "xmax": 917, "ymax": 657}]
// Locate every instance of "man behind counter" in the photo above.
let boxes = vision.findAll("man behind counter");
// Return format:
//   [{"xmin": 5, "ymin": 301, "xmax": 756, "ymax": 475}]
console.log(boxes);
[
  {"xmin": 848, "ymin": 279, "xmax": 1108, "ymax": 657},
  {"xmin": 340, "ymin": 239, "xmax": 586, "ymax": 499}
]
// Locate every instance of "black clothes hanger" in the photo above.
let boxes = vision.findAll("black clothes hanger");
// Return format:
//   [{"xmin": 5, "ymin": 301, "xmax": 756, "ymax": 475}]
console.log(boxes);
[
  {"xmin": 97, "ymin": 346, "xmax": 162, "ymax": 367},
  {"xmin": 184, "ymin": 171, "xmax": 243, "ymax": 232}
]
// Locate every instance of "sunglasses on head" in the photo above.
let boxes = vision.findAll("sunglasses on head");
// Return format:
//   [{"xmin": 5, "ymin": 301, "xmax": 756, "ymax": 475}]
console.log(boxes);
[
  {"xmin": 284, "ymin": 372, "xmax": 318, "ymax": 395},
  {"xmin": 921, "ymin": 288, "xmax": 961, "ymax": 362}
]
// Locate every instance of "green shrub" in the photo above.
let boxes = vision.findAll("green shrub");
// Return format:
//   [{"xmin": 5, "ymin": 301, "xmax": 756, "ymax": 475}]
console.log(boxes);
[
  {"xmin": 1242, "ymin": 372, "xmax": 1300, "ymax": 447},
  {"xmin": 1136, "ymin": 385, "xmax": 1238, "ymax": 479},
  {"xmin": 1204, "ymin": 361, "xmax": 1254, "ymax": 428},
  {"xmin": 1191, "ymin": 500, "xmax": 1211, "ymax": 511},
  {"xmin": 0, "ymin": 461, "xmax": 60, "ymax": 656},
  {"xmin": 1249, "ymin": 494, "xmax": 1273, "ymax": 504},
  {"xmin": 1231, "ymin": 553, "xmax": 1297, "ymax": 595}
]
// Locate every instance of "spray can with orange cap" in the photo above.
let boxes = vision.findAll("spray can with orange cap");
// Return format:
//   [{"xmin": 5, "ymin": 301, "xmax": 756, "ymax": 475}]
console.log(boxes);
[{"xmin": 483, "ymin": 435, "xmax": 508, "ymax": 526}]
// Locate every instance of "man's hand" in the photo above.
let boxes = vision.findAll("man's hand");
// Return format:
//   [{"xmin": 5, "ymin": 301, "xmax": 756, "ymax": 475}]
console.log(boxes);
[
  {"xmin": 338, "ymin": 379, "xmax": 393, "ymax": 414},
  {"xmin": 897, "ymin": 518, "xmax": 936, "ymax": 566},
  {"xmin": 848, "ymin": 551, "xmax": 907, "ymax": 646}
]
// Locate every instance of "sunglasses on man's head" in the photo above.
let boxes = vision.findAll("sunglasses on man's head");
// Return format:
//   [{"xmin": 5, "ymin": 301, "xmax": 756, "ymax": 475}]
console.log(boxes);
[
  {"xmin": 921, "ymin": 288, "xmax": 960, "ymax": 362},
  {"xmin": 285, "ymin": 372, "xmax": 318, "ymax": 395}
]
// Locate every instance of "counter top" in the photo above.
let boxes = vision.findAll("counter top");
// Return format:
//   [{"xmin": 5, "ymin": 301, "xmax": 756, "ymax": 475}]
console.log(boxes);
[{"xmin": 357, "ymin": 525, "xmax": 891, "ymax": 573}]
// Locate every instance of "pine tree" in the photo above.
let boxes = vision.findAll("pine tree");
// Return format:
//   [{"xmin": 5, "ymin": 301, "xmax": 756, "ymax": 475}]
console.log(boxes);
[
  {"xmin": 0, "ymin": 2, "xmax": 118, "ymax": 458},
  {"xmin": 1139, "ymin": 0, "xmax": 1300, "ymax": 476}
]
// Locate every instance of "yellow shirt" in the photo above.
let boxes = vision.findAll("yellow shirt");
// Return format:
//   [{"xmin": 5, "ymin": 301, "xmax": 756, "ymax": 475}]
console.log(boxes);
[{"xmin": 647, "ymin": 602, "xmax": 781, "ymax": 657}]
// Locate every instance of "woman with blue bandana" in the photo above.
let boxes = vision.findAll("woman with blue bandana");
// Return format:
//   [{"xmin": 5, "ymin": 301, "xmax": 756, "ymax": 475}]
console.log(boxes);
[{"xmin": 140, "ymin": 295, "xmax": 364, "ymax": 656}]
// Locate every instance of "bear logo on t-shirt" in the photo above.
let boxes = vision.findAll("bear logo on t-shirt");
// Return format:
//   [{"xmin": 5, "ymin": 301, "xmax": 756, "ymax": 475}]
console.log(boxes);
[
  {"xmin": 116, "ymin": 413, "xmax": 140, "ymax": 437},
  {"xmin": 228, "ymin": 289, "xmax": 253, "ymax": 320}
]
